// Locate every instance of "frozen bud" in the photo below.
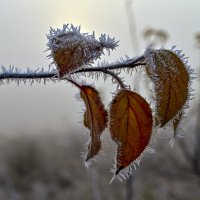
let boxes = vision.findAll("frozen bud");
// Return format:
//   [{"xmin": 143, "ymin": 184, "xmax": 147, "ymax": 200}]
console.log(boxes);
[{"xmin": 46, "ymin": 24, "xmax": 118, "ymax": 77}]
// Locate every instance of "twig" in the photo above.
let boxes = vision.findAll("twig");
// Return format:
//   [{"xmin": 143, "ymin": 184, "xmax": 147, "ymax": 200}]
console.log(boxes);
[
  {"xmin": 0, "ymin": 56, "xmax": 145, "ymax": 82},
  {"xmin": 102, "ymin": 70, "xmax": 126, "ymax": 89},
  {"xmin": 74, "ymin": 56, "xmax": 144, "ymax": 73},
  {"xmin": 0, "ymin": 71, "xmax": 58, "ymax": 80}
]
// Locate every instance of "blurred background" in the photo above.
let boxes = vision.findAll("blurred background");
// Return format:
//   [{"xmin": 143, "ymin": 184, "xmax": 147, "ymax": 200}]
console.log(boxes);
[{"xmin": 0, "ymin": 0, "xmax": 200, "ymax": 199}]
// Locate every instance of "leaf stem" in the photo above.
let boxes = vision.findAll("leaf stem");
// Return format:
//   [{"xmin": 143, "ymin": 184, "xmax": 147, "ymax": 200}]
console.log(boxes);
[
  {"xmin": 67, "ymin": 78, "xmax": 82, "ymax": 89},
  {"xmin": 102, "ymin": 70, "xmax": 126, "ymax": 89}
]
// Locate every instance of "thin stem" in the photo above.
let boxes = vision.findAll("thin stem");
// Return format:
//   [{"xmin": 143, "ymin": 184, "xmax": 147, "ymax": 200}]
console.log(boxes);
[
  {"xmin": 74, "ymin": 56, "xmax": 145, "ymax": 74},
  {"xmin": 66, "ymin": 69, "xmax": 125, "ymax": 89},
  {"xmin": 103, "ymin": 70, "xmax": 126, "ymax": 89},
  {"xmin": 0, "ymin": 72, "xmax": 58, "ymax": 80},
  {"xmin": 67, "ymin": 78, "xmax": 81, "ymax": 89}
]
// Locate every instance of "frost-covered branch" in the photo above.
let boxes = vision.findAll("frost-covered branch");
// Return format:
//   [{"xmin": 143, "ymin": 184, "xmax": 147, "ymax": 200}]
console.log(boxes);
[
  {"xmin": 74, "ymin": 55, "xmax": 145, "ymax": 73},
  {"xmin": 0, "ymin": 23, "xmax": 146, "ymax": 84},
  {"xmin": 0, "ymin": 56, "xmax": 145, "ymax": 83},
  {"xmin": 0, "ymin": 67, "xmax": 57, "ymax": 80}
]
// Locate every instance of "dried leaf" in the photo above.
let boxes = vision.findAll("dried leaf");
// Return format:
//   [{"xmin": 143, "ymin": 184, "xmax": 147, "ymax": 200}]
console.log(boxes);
[
  {"xmin": 47, "ymin": 25, "xmax": 118, "ymax": 78},
  {"xmin": 80, "ymin": 85, "xmax": 108, "ymax": 161},
  {"xmin": 110, "ymin": 90, "xmax": 153, "ymax": 175},
  {"xmin": 53, "ymin": 47, "xmax": 84, "ymax": 77},
  {"xmin": 145, "ymin": 49, "xmax": 189, "ymax": 127},
  {"xmin": 51, "ymin": 31, "xmax": 103, "ymax": 77}
]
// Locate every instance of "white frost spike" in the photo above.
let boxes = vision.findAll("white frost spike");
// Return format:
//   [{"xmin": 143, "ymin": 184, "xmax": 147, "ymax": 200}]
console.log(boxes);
[{"xmin": 99, "ymin": 34, "xmax": 118, "ymax": 50}]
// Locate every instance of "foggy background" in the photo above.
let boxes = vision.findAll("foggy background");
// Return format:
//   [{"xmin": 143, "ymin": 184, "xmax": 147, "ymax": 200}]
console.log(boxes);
[
  {"xmin": 0, "ymin": 0, "xmax": 199, "ymax": 133},
  {"xmin": 0, "ymin": 0, "xmax": 200, "ymax": 199}
]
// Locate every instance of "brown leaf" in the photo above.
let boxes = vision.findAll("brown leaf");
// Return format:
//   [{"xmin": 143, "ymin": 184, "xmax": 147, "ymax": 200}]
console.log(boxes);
[
  {"xmin": 145, "ymin": 49, "xmax": 189, "ymax": 127},
  {"xmin": 80, "ymin": 85, "xmax": 108, "ymax": 161},
  {"xmin": 53, "ymin": 47, "xmax": 83, "ymax": 77},
  {"xmin": 110, "ymin": 90, "xmax": 153, "ymax": 175},
  {"xmin": 51, "ymin": 31, "xmax": 103, "ymax": 78}
]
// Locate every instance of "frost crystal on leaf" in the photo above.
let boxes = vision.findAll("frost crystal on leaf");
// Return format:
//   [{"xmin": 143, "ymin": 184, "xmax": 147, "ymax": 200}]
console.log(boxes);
[
  {"xmin": 144, "ymin": 46, "xmax": 194, "ymax": 144},
  {"xmin": 46, "ymin": 24, "xmax": 118, "ymax": 77}
]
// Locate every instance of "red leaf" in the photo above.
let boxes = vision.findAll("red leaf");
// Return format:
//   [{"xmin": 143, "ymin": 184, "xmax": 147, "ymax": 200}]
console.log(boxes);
[
  {"xmin": 110, "ymin": 90, "xmax": 153, "ymax": 175},
  {"xmin": 80, "ymin": 85, "xmax": 108, "ymax": 162}
]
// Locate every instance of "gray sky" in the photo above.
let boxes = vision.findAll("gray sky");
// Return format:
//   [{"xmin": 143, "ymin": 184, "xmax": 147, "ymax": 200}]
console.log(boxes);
[{"xmin": 0, "ymin": 0, "xmax": 199, "ymax": 134}]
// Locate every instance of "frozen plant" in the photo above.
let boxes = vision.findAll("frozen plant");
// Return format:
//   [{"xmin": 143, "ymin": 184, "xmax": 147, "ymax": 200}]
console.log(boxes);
[{"xmin": 0, "ymin": 24, "xmax": 194, "ymax": 181}]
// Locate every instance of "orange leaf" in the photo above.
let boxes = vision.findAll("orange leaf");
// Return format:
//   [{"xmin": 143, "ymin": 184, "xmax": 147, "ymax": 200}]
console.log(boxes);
[
  {"xmin": 80, "ymin": 85, "xmax": 108, "ymax": 162},
  {"xmin": 110, "ymin": 90, "xmax": 153, "ymax": 175},
  {"xmin": 145, "ymin": 49, "xmax": 189, "ymax": 127}
]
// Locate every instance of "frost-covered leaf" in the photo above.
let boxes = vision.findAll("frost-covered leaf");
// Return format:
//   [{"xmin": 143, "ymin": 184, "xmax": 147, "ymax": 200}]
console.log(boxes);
[
  {"xmin": 46, "ymin": 24, "xmax": 118, "ymax": 77},
  {"xmin": 145, "ymin": 49, "xmax": 189, "ymax": 127},
  {"xmin": 110, "ymin": 90, "xmax": 153, "ymax": 175},
  {"xmin": 80, "ymin": 85, "xmax": 108, "ymax": 162}
]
